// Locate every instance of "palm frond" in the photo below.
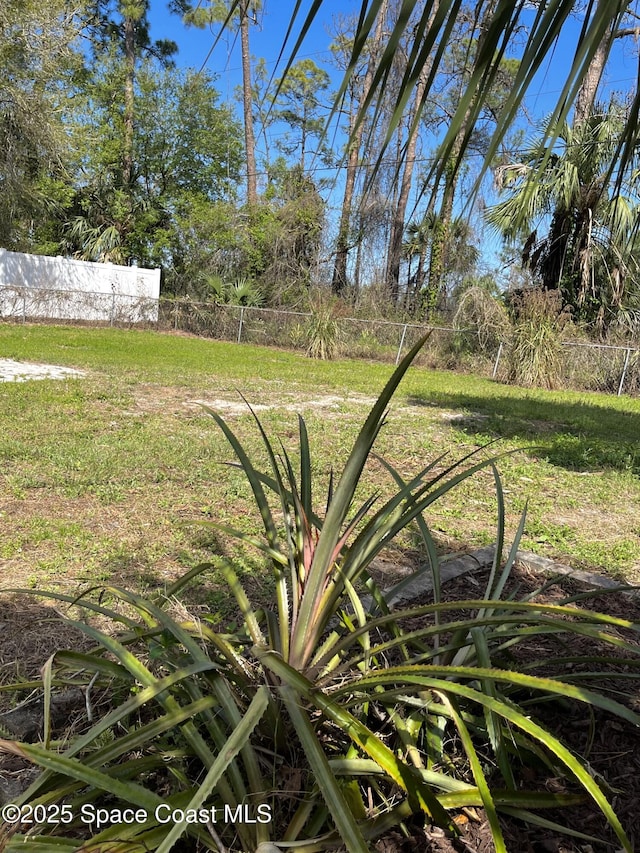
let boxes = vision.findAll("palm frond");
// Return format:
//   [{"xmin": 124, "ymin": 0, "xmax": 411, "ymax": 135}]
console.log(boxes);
[{"xmin": 277, "ymin": 1, "xmax": 635, "ymax": 196}]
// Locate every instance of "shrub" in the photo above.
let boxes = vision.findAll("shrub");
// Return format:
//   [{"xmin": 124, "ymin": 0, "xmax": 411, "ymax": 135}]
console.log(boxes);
[
  {"xmin": 288, "ymin": 321, "xmax": 306, "ymax": 349},
  {"xmin": 507, "ymin": 288, "xmax": 570, "ymax": 388},
  {"xmin": 210, "ymin": 275, "xmax": 264, "ymax": 307},
  {"xmin": 350, "ymin": 327, "xmax": 385, "ymax": 359},
  {"xmin": 1, "ymin": 337, "xmax": 639, "ymax": 852},
  {"xmin": 305, "ymin": 296, "xmax": 342, "ymax": 359},
  {"xmin": 453, "ymin": 285, "xmax": 511, "ymax": 354}
]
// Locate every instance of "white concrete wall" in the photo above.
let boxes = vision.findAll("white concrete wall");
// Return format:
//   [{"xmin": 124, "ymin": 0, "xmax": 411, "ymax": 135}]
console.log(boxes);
[{"xmin": 0, "ymin": 249, "xmax": 160, "ymax": 323}]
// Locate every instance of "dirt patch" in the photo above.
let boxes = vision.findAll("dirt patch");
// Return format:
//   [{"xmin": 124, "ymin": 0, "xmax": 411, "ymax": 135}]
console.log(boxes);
[
  {"xmin": 122, "ymin": 383, "xmax": 197, "ymax": 415},
  {"xmin": 0, "ymin": 360, "xmax": 86, "ymax": 382},
  {"xmin": 187, "ymin": 392, "xmax": 379, "ymax": 416},
  {"xmin": 0, "ymin": 596, "xmax": 90, "ymax": 701},
  {"xmin": 126, "ymin": 384, "xmax": 379, "ymax": 418}
]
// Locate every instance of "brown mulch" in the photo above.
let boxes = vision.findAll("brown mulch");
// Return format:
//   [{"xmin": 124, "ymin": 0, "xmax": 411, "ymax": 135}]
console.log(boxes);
[
  {"xmin": 0, "ymin": 595, "xmax": 117, "ymax": 731},
  {"xmin": 0, "ymin": 596, "xmax": 92, "ymax": 697},
  {"xmin": 372, "ymin": 562, "xmax": 640, "ymax": 853},
  {"xmin": 1, "ymin": 567, "xmax": 640, "ymax": 851}
]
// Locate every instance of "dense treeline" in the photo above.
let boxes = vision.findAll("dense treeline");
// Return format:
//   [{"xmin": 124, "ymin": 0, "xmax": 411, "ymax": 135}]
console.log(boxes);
[{"xmin": 2, "ymin": 0, "xmax": 640, "ymax": 335}]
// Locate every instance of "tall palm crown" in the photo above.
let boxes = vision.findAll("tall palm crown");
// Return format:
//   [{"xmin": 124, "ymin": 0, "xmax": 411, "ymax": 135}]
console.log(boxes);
[{"xmin": 486, "ymin": 108, "xmax": 640, "ymax": 330}]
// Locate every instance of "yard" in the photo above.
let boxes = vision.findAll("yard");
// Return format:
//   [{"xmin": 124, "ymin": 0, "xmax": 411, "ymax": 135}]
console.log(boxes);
[
  {"xmin": 1, "ymin": 323, "xmax": 639, "ymax": 599},
  {"xmin": 2, "ymin": 323, "xmax": 640, "ymax": 852}
]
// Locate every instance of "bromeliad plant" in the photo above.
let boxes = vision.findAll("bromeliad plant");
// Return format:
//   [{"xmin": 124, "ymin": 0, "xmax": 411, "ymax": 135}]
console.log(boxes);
[{"xmin": 2, "ymin": 335, "xmax": 640, "ymax": 852}]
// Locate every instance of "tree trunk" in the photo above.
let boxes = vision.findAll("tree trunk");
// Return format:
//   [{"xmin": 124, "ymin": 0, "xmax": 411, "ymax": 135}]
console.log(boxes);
[
  {"xmin": 332, "ymin": 107, "xmax": 360, "ymax": 294},
  {"xmin": 385, "ymin": 0, "xmax": 436, "ymax": 304},
  {"xmin": 427, "ymin": 0, "xmax": 497, "ymax": 309},
  {"xmin": 385, "ymin": 68, "xmax": 426, "ymax": 303},
  {"xmin": 332, "ymin": 0, "xmax": 389, "ymax": 295},
  {"xmin": 573, "ymin": 0, "xmax": 614, "ymax": 128},
  {"xmin": 240, "ymin": 1, "xmax": 257, "ymax": 206},
  {"xmin": 123, "ymin": 11, "xmax": 136, "ymax": 188},
  {"xmin": 354, "ymin": 231, "xmax": 363, "ymax": 292},
  {"xmin": 426, "ymin": 156, "xmax": 455, "ymax": 314}
]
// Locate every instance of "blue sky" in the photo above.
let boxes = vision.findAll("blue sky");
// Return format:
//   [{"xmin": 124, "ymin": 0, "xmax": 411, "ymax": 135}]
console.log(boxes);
[
  {"xmin": 146, "ymin": 2, "xmax": 348, "ymax": 175},
  {"xmin": 147, "ymin": 1, "xmax": 346, "ymax": 87},
  {"xmin": 145, "ymin": 1, "xmax": 639, "ymax": 173},
  {"xmin": 146, "ymin": 2, "xmax": 638, "ymax": 119},
  {"xmin": 146, "ymin": 2, "xmax": 363, "ymax": 245},
  {"xmin": 144, "ymin": 2, "xmax": 639, "ymax": 279}
]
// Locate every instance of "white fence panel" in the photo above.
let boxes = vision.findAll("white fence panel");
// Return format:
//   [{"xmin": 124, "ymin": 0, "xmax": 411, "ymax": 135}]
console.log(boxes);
[{"xmin": 0, "ymin": 249, "xmax": 160, "ymax": 323}]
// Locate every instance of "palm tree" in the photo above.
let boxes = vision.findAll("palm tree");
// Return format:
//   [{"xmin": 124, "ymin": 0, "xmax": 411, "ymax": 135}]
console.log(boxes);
[
  {"xmin": 402, "ymin": 215, "xmax": 432, "ymax": 311},
  {"xmin": 402, "ymin": 213, "xmax": 480, "ymax": 317},
  {"xmin": 486, "ymin": 106, "xmax": 640, "ymax": 332},
  {"xmin": 267, "ymin": 0, "xmax": 638, "ymax": 323},
  {"xmin": 220, "ymin": 0, "xmax": 639, "ymax": 323}
]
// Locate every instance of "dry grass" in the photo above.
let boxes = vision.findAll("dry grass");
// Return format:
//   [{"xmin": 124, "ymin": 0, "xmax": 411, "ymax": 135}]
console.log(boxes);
[{"xmin": 1, "ymin": 323, "xmax": 640, "ymax": 604}]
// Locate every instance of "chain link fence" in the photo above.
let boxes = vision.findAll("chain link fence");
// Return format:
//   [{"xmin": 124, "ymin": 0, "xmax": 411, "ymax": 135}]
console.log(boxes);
[
  {"xmin": 0, "ymin": 285, "xmax": 158, "ymax": 325},
  {"xmin": 491, "ymin": 338, "xmax": 640, "ymax": 396},
  {"xmin": 3, "ymin": 288, "xmax": 640, "ymax": 397},
  {"xmin": 562, "ymin": 342, "xmax": 640, "ymax": 396},
  {"xmin": 161, "ymin": 299, "xmax": 469, "ymax": 369}
]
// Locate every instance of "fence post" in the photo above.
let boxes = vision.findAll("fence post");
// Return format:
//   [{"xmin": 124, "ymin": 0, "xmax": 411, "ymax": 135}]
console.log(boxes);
[
  {"xmin": 618, "ymin": 348, "xmax": 632, "ymax": 396},
  {"xmin": 22, "ymin": 292, "xmax": 26, "ymax": 324},
  {"xmin": 396, "ymin": 324, "xmax": 408, "ymax": 366},
  {"xmin": 492, "ymin": 342, "xmax": 503, "ymax": 379},
  {"xmin": 237, "ymin": 307, "xmax": 245, "ymax": 344}
]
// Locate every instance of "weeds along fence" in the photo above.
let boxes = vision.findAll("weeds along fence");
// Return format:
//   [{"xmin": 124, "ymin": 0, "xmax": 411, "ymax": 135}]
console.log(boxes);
[
  {"xmin": 154, "ymin": 300, "xmax": 640, "ymax": 395},
  {"xmin": 491, "ymin": 338, "xmax": 640, "ymax": 396},
  {"xmin": 158, "ymin": 299, "xmax": 462, "ymax": 368},
  {"xmin": 3, "ymin": 289, "xmax": 640, "ymax": 397},
  {"xmin": 0, "ymin": 285, "xmax": 158, "ymax": 324}
]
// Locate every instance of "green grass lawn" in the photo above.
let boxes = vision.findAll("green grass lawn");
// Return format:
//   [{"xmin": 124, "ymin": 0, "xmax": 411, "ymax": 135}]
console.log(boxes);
[{"xmin": 1, "ymin": 322, "xmax": 639, "ymax": 602}]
